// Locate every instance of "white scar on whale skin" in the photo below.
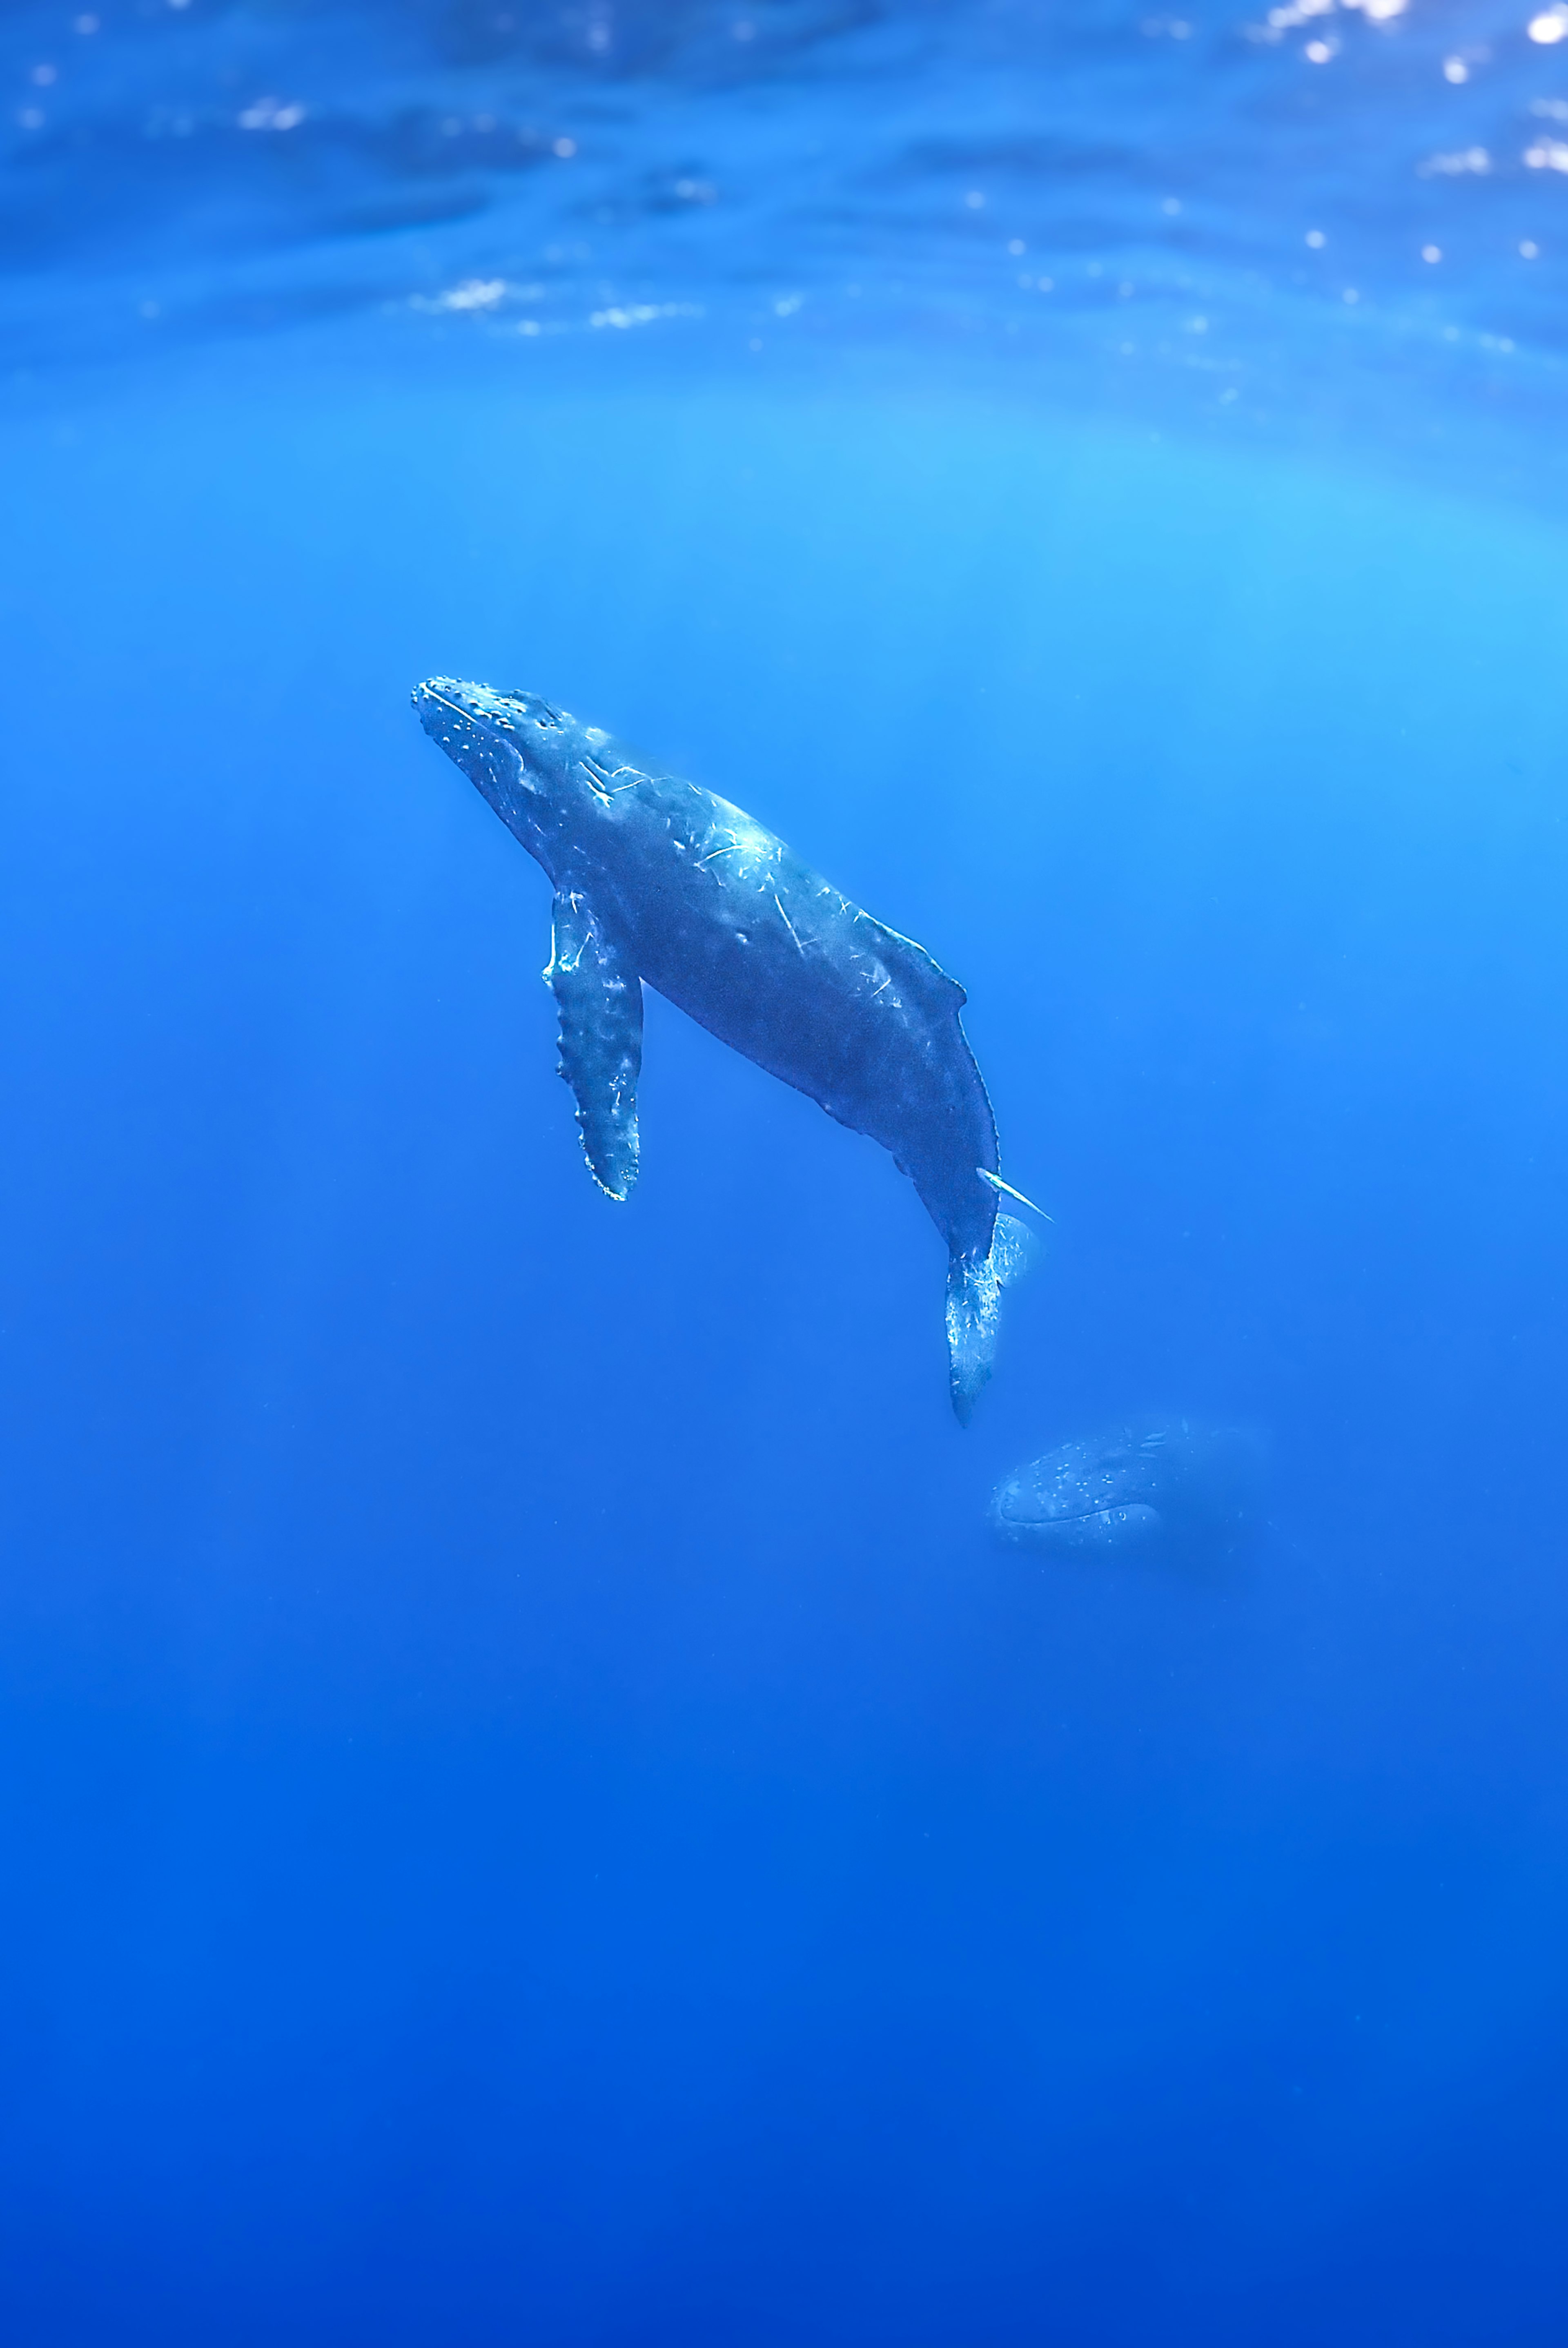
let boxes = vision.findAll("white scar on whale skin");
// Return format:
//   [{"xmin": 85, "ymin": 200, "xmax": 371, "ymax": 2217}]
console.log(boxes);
[{"xmin": 773, "ymin": 894, "xmax": 806, "ymax": 954}]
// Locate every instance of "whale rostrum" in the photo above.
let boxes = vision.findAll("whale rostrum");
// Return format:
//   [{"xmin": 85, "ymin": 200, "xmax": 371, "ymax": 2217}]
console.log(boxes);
[{"xmin": 413, "ymin": 677, "xmax": 1034, "ymax": 1420}]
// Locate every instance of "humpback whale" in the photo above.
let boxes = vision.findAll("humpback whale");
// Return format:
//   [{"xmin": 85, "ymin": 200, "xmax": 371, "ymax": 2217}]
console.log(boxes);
[
  {"xmin": 989, "ymin": 1421, "xmax": 1265, "ymax": 1560},
  {"xmin": 413, "ymin": 676, "xmax": 1032, "ymax": 1420}
]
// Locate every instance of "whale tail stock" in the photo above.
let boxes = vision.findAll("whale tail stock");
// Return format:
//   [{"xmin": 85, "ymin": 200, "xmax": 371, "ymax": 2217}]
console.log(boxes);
[{"xmin": 945, "ymin": 1210, "xmax": 1038, "ymax": 1426}]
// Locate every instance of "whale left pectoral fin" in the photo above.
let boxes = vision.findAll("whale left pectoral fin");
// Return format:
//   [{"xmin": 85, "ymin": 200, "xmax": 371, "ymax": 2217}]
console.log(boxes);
[
  {"xmin": 946, "ymin": 1213, "xmax": 1038, "ymax": 1426},
  {"xmin": 544, "ymin": 889, "xmax": 644, "ymax": 1201}
]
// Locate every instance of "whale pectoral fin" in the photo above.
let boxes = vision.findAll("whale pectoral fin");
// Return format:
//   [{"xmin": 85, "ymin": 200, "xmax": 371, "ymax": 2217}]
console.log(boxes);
[
  {"xmin": 544, "ymin": 890, "xmax": 643, "ymax": 1201},
  {"xmin": 945, "ymin": 1213, "xmax": 1037, "ymax": 1425}
]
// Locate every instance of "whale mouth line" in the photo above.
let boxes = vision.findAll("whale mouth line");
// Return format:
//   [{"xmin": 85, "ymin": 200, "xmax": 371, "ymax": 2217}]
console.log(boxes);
[{"xmin": 1000, "ymin": 1499, "xmax": 1143, "ymax": 1528}]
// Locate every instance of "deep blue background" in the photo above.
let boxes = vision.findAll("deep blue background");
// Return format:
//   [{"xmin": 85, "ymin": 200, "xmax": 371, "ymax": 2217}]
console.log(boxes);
[{"xmin": 1, "ymin": 346, "xmax": 1566, "ymax": 2341}]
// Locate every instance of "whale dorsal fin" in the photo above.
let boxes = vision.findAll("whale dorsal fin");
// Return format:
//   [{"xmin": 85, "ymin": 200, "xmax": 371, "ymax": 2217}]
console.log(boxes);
[
  {"xmin": 543, "ymin": 889, "xmax": 644, "ymax": 1201},
  {"xmin": 849, "ymin": 911, "xmax": 968, "ymax": 1014}
]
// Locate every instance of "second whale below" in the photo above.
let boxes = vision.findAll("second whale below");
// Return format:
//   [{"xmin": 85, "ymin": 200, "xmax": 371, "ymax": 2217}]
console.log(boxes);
[{"xmin": 989, "ymin": 1420, "xmax": 1265, "ymax": 1563}]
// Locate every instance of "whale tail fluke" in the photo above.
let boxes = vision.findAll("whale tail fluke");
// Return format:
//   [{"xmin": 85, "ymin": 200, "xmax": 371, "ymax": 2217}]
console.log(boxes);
[{"xmin": 946, "ymin": 1211, "xmax": 1038, "ymax": 1425}]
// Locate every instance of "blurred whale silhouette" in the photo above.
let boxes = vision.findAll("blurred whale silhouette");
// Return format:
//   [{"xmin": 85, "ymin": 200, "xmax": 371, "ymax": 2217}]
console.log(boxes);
[
  {"xmin": 989, "ymin": 1420, "xmax": 1265, "ymax": 1561},
  {"xmin": 414, "ymin": 676, "xmax": 1035, "ymax": 1420}
]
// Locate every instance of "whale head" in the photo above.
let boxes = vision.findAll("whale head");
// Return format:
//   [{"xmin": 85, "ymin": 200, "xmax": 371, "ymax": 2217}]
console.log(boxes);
[
  {"xmin": 413, "ymin": 676, "xmax": 578, "ymax": 839},
  {"xmin": 989, "ymin": 1420, "xmax": 1265, "ymax": 1563},
  {"xmin": 989, "ymin": 1428, "xmax": 1169, "ymax": 1556}
]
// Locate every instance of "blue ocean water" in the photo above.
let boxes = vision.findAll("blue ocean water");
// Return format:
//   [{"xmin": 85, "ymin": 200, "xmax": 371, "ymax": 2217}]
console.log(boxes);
[{"xmin": 4, "ymin": 5, "xmax": 1568, "ymax": 2343}]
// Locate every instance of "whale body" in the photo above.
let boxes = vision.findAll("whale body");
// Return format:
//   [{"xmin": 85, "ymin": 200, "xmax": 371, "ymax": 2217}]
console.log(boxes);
[
  {"xmin": 989, "ymin": 1420, "xmax": 1265, "ymax": 1560},
  {"xmin": 413, "ymin": 677, "xmax": 1031, "ymax": 1420}
]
